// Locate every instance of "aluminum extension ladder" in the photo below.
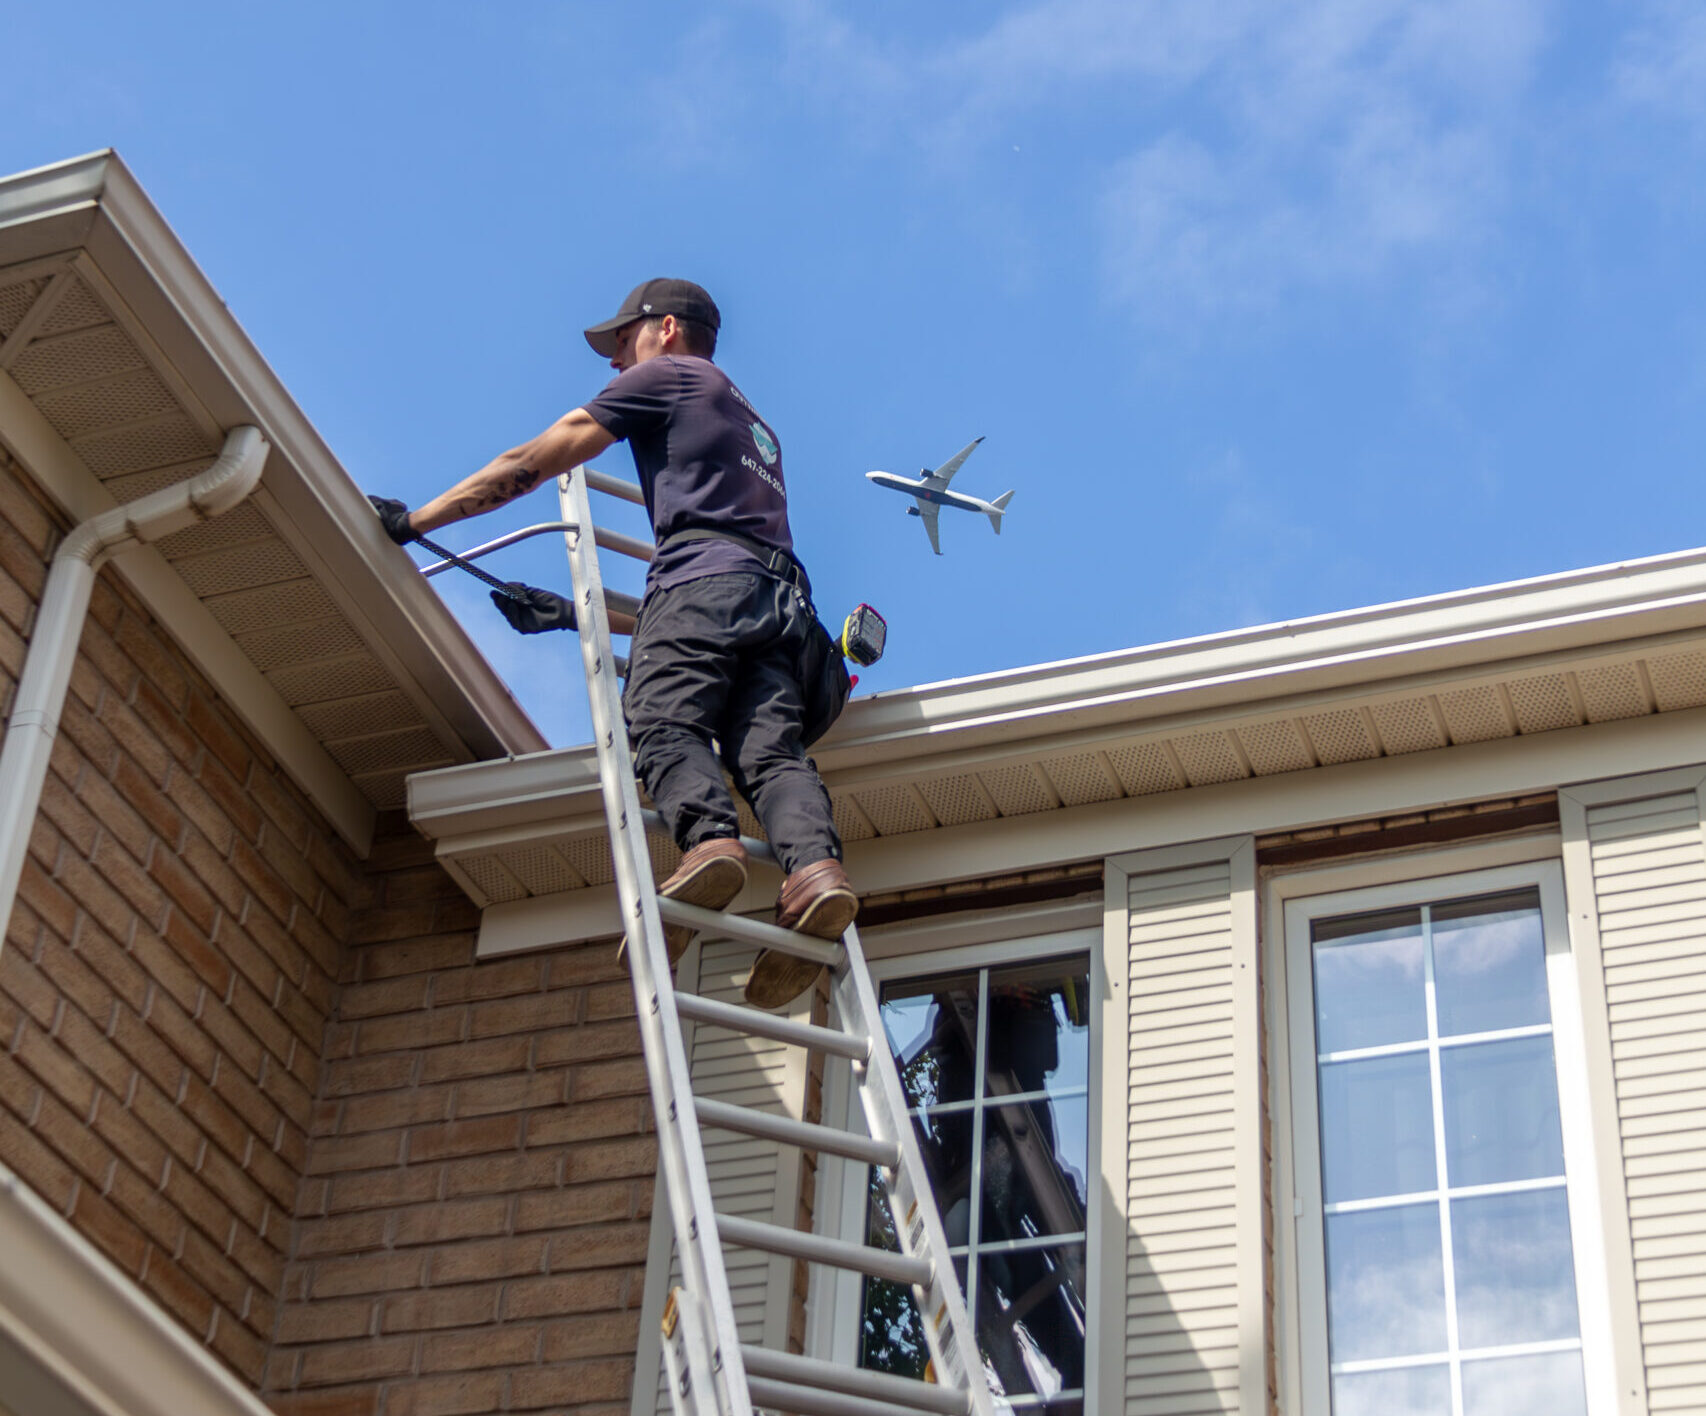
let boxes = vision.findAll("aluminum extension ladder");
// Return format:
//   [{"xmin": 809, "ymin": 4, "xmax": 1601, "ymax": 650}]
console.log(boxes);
[{"xmin": 552, "ymin": 463, "xmax": 1000, "ymax": 1416}]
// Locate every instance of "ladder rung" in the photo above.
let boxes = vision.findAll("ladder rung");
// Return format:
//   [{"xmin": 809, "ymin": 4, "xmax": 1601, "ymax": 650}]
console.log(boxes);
[
  {"xmin": 675, "ymin": 992, "xmax": 871, "ymax": 1061},
  {"xmin": 747, "ymin": 1376, "xmax": 956, "ymax": 1416},
  {"xmin": 641, "ymin": 809, "xmax": 779, "ymax": 867},
  {"xmin": 741, "ymin": 1348, "xmax": 971, "ymax": 1416},
  {"xmin": 716, "ymin": 1213, "xmax": 931, "ymax": 1288},
  {"xmin": 581, "ymin": 465, "xmax": 646, "ymax": 506},
  {"xmin": 591, "ymin": 525, "xmax": 655, "ymax": 564},
  {"xmin": 657, "ymin": 899, "xmax": 844, "ymax": 966},
  {"xmin": 695, "ymin": 1097, "xmax": 899, "ymax": 1168}
]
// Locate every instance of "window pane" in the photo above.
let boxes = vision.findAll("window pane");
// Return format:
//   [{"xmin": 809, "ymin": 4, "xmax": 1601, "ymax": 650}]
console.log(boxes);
[
  {"xmin": 1441, "ymin": 1036, "xmax": 1565, "ymax": 1187},
  {"xmin": 1313, "ymin": 908, "xmax": 1426, "ymax": 1052},
  {"xmin": 1433, "ymin": 891, "xmax": 1549, "ymax": 1036},
  {"xmin": 1452, "ymin": 1189, "xmax": 1581, "ymax": 1349},
  {"xmin": 1461, "ymin": 1350, "xmax": 1587, "ymax": 1416},
  {"xmin": 985, "ymin": 964, "xmax": 1092, "ymax": 1100},
  {"xmin": 975, "ymin": 1244, "xmax": 1087, "ymax": 1402},
  {"xmin": 859, "ymin": 1275, "xmax": 926, "ymax": 1379},
  {"xmin": 980, "ymin": 1099, "xmax": 1089, "ymax": 1242},
  {"xmin": 881, "ymin": 974, "xmax": 979, "ymax": 1109},
  {"xmin": 1319, "ymin": 1054, "xmax": 1436, "ymax": 1202},
  {"xmin": 912, "ymin": 1110, "xmax": 976, "ymax": 1247},
  {"xmin": 1325, "ymin": 1204, "xmax": 1447, "ymax": 1362},
  {"xmin": 1330, "ymin": 1364, "xmax": 1451, "ymax": 1416}
]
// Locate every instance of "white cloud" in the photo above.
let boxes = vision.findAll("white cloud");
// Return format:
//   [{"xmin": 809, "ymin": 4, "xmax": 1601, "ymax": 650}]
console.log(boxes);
[{"xmin": 1614, "ymin": 0, "xmax": 1706, "ymax": 135}]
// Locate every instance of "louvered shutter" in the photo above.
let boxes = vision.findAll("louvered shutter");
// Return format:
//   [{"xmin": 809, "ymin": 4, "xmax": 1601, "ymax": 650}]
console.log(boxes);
[
  {"xmin": 1561, "ymin": 765, "xmax": 1706, "ymax": 1415},
  {"xmin": 632, "ymin": 936, "xmax": 809, "ymax": 1416},
  {"xmin": 1103, "ymin": 838, "xmax": 1264, "ymax": 1416}
]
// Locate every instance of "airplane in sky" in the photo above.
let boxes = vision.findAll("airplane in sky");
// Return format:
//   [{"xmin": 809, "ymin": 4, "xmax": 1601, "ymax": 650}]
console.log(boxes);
[{"xmin": 866, "ymin": 437, "xmax": 1014, "ymax": 555}]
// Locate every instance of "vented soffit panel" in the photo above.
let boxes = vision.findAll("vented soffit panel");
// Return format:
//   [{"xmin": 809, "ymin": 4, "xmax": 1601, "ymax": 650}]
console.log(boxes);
[{"xmin": 0, "ymin": 152, "xmax": 547, "ymax": 796}]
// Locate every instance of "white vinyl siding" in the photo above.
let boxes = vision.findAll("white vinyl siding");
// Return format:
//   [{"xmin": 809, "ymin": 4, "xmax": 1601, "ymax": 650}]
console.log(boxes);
[
  {"xmin": 635, "ymin": 937, "xmax": 809, "ymax": 1416},
  {"xmin": 1106, "ymin": 839, "xmax": 1264, "ymax": 1416},
  {"xmin": 1562, "ymin": 765, "xmax": 1706, "ymax": 1415}
]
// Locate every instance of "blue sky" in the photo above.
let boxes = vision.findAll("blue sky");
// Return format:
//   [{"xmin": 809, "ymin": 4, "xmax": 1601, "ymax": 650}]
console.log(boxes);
[{"xmin": 5, "ymin": 1, "xmax": 1705, "ymax": 746}]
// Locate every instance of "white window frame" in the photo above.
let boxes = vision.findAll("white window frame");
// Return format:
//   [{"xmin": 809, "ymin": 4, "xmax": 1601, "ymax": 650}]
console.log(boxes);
[
  {"xmin": 809, "ymin": 906, "xmax": 1110, "ymax": 1413},
  {"xmin": 1266, "ymin": 843, "xmax": 1619, "ymax": 1415}
]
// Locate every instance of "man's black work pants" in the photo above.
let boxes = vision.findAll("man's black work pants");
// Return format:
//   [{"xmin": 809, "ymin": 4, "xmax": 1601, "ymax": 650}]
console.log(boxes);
[{"xmin": 622, "ymin": 571, "xmax": 841, "ymax": 875}]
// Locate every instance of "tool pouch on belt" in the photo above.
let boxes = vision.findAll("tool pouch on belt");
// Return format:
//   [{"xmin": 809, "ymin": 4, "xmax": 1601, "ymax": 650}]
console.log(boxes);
[
  {"xmin": 799, "ymin": 614, "xmax": 851, "ymax": 748},
  {"xmin": 655, "ymin": 526, "xmax": 848, "ymax": 746}
]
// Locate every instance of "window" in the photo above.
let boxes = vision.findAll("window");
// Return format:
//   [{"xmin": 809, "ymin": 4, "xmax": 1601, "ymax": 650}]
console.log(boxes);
[
  {"xmin": 857, "ymin": 955, "xmax": 1093, "ymax": 1413},
  {"xmin": 1282, "ymin": 863, "xmax": 1612, "ymax": 1416}
]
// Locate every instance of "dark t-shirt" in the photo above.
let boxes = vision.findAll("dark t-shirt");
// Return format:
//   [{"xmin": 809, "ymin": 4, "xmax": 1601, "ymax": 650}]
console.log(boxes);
[{"xmin": 581, "ymin": 356, "xmax": 794, "ymax": 590}]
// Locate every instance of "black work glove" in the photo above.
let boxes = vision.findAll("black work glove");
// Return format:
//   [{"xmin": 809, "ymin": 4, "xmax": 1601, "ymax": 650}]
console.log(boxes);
[
  {"xmin": 491, "ymin": 583, "xmax": 578, "ymax": 634},
  {"xmin": 367, "ymin": 495, "xmax": 419, "ymax": 545}
]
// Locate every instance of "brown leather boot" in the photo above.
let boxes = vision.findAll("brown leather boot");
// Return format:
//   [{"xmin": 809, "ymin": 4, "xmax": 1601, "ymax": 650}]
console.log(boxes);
[
  {"xmin": 744, "ymin": 858, "xmax": 858, "ymax": 1009},
  {"xmin": 619, "ymin": 837, "xmax": 748, "ymax": 967}
]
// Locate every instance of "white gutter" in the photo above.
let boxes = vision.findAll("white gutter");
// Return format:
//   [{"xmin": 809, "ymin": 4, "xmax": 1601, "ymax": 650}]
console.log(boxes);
[
  {"xmin": 0, "ymin": 1162, "xmax": 273, "ymax": 1416},
  {"xmin": 0, "ymin": 425, "xmax": 268, "ymax": 944}
]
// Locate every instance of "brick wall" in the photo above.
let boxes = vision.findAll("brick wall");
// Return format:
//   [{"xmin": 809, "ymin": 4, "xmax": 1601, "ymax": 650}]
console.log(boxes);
[
  {"xmin": 0, "ymin": 447, "xmax": 365, "ymax": 1382},
  {"xmin": 266, "ymin": 821, "xmax": 656, "ymax": 1416}
]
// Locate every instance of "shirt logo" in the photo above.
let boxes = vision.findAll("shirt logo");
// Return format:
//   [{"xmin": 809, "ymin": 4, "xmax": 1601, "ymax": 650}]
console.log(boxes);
[{"xmin": 751, "ymin": 423, "xmax": 779, "ymax": 466}]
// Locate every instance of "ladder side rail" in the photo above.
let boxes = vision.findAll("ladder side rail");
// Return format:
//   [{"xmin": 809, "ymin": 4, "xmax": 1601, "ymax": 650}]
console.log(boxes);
[
  {"xmin": 557, "ymin": 467, "xmax": 750, "ymax": 1416},
  {"xmin": 832, "ymin": 924, "xmax": 998, "ymax": 1416}
]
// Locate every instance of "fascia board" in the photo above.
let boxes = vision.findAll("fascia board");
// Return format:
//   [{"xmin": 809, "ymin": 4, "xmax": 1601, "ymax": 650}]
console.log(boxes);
[
  {"xmin": 476, "ymin": 706, "xmax": 1706, "ymax": 955},
  {"xmin": 812, "ymin": 551, "xmax": 1706, "ymax": 768},
  {"xmin": 0, "ymin": 1164, "xmax": 273, "ymax": 1416},
  {"xmin": 408, "ymin": 580, "xmax": 1706, "ymax": 844},
  {"xmin": 0, "ymin": 151, "xmax": 547, "ymax": 761},
  {"xmin": 0, "ymin": 150, "xmax": 105, "ymax": 260}
]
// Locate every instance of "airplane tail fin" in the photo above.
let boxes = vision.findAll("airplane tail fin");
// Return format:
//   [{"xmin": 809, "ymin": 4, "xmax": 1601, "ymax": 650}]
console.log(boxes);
[{"xmin": 987, "ymin": 490, "xmax": 1015, "ymax": 535}]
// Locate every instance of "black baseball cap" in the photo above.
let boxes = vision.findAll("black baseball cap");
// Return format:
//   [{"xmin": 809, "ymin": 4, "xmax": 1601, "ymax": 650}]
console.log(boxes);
[{"xmin": 584, "ymin": 278, "xmax": 721, "ymax": 357}]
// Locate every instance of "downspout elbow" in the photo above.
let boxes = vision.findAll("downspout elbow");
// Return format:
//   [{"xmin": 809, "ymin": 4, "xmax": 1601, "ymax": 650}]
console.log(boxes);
[{"xmin": 0, "ymin": 424, "xmax": 270, "ymax": 945}]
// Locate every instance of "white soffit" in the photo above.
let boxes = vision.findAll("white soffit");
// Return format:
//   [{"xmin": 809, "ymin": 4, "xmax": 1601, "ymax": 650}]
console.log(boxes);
[
  {"xmin": 0, "ymin": 152, "xmax": 546, "ymax": 842},
  {"xmin": 409, "ymin": 550, "xmax": 1706, "ymax": 915}
]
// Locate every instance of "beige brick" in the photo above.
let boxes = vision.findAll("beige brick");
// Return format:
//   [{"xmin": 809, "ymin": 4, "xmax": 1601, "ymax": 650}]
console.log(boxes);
[
  {"xmin": 128, "ymin": 675, "xmax": 200, "ymax": 769},
  {"xmin": 309, "ymin": 1249, "xmax": 425, "ymax": 1298},
  {"xmin": 382, "ymin": 1373, "xmax": 505, "ymax": 1416},
  {"xmin": 417, "ymin": 1036, "xmax": 529, "ymax": 1085},
  {"xmin": 197, "ymin": 996, "xmax": 267, "ymax": 1082},
  {"xmin": 540, "ymin": 1310, "xmax": 642, "ymax": 1361},
  {"xmin": 148, "ymin": 841, "xmax": 221, "ymax": 935},
  {"xmin": 513, "ymin": 1182, "xmax": 633, "ymax": 1233},
  {"xmin": 533, "ymin": 1021, "xmax": 641, "ymax": 1068},
  {"xmin": 305, "ymin": 1130, "xmax": 403, "ymax": 1176},
  {"xmin": 75, "ymin": 767, "xmax": 156, "ymax": 863},
  {"xmin": 525, "ymin": 1098, "xmax": 643, "ymax": 1147},
  {"xmin": 266, "ymin": 1388, "xmax": 381, "ymax": 1416},
  {"xmin": 355, "ymin": 933, "xmax": 473, "ymax": 978},
  {"xmin": 429, "ymin": 955, "xmax": 546, "ymax": 1006},
  {"xmin": 92, "ymin": 834, "xmax": 168, "ymax": 930},
  {"xmin": 322, "ymin": 1054, "xmax": 415, "ymax": 1098},
  {"xmin": 508, "ymin": 1358, "xmax": 631, "ymax": 1410},
  {"xmin": 189, "ymin": 756, "xmax": 259, "ymax": 847},
  {"xmin": 379, "ymin": 1284, "xmax": 500, "ymax": 1334},
  {"xmin": 141, "ymin": 988, "xmax": 217, "ymax": 1079},
  {"xmin": 501, "ymin": 1269, "xmax": 627, "ymax": 1320},
  {"xmin": 184, "ymin": 690, "xmax": 252, "ymax": 781},
  {"xmin": 15, "ymin": 1021, "xmax": 96, "ymax": 1119},
  {"xmin": 424, "ymin": 1234, "xmax": 548, "ymax": 1285},
  {"xmin": 583, "ymin": 982, "xmax": 635, "ymax": 1022},
  {"xmin": 298, "ymin": 1335, "xmax": 416, "ymax": 1388},
  {"xmin": 245, "ymin": 765, "xmax": 313, "ymax": 853},
  {"xmin": 546, "ymin": 944, "xmax": 629, "ymax": 990},
  {"xmin": 563, "ymin": 1137, "xmax": 657, "ymax": 1184},
  {"xmin": 454, "ymin": 1072, "xmax": 565, "ymax": 1119},
  {"xmin": 338, "ymin": 974, "xmax": 431, "ymax": 1020},
  {"xmin": 419, "ymin": 1322, "xmax": 542, "ymax": 1373},
  {"xmin": 69, "ymin": 920, "xmax": 148, "ymax": 1012},
  {"xmin": 357, "ymin": 1008, "xmax": 465, "ymax": 1056},
  {"xmin": 392, "ymin": 1196, "xmax": 509, "ymax": 1248},
  {"xmin": 112, "ymin": 610, "xmax": 189, "ymax": 710},
  {"xmin": 340, "ymin": 1083, "xmax": 453, "ymax": 1135},
  {"xmin": 125, "ymin": 922, "xmax": 204, "ymax": 1012},
  {"xmin": 407, "ymin": 1115, "xmax": 521, "ymax": 1164},
  {"xmin": 468, "ymin": 991, "xmax": 579, "ymax": 1040},
  {"xmin": 295, "ymin": 1210, "xmax": 389, "ymax": 1259},
  {"xmin": 274, "ymin": 1296, "xmax": 377, "ymax": 1345},
  {"xmin": 17, "ymin": 854, "xmax": 78, "ymax": 941},
  {"xmin": 326, "ymin": 1165, "xmax": 441, "ymax": 1215},
  {"xmin": 546, "ymin": 1222, "xmax": 649, "ymax": 1272},
  {"xmin": 97, "ymin": 693, "xmax": 172, "ymax": 787},
  {"xmin": 230, "ymin": 835, "xmax": 299, "ymax": 928}
]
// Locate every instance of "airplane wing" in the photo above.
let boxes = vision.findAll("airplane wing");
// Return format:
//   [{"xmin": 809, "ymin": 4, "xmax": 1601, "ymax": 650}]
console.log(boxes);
[
  {"xmin": 922, "ymin": 436, "xmax": 984, "ymax": 492},
  {"xmin": 916, "ymin": 498, "xmax": 942, "ymax": 555}
]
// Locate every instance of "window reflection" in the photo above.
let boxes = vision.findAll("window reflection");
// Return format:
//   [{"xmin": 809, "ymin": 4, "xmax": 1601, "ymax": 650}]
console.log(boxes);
[
  {"xmin": 862, "ymin": 957, "xmax": 1091, "ymax": 1406},
  {"xmin": 1308, "ymin": 887, "xmax": 1586, "ymax": 1415}
]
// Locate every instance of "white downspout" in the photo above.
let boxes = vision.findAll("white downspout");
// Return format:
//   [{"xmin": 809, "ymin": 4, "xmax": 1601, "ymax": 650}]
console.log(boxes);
[{"xmin": 0, "ymin": 425, "xmax": 270, "ymax": 946}]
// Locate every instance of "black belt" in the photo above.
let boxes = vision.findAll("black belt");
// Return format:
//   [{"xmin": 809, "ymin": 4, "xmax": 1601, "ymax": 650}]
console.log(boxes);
[{"xmin": 655, "ymin": 527, "xmax": 811, "ymax": 598}]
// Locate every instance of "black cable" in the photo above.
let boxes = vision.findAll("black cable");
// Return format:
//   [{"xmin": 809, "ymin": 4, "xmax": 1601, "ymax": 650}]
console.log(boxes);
[{"xmin": 414, "ymin": 533, "xmax": 528, "ymax": 602}]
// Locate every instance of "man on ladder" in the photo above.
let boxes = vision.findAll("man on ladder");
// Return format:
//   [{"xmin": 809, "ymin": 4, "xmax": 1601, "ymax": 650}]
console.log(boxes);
[{"xmin": 370, "ymin": 278, "xmax": 851, "ymax": 1008}]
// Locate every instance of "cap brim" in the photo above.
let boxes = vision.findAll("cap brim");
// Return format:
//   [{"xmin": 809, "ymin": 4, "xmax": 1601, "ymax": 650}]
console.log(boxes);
[{"xmin": 583, "ymin": 313, "xmax": 636, "ymax": 359}]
